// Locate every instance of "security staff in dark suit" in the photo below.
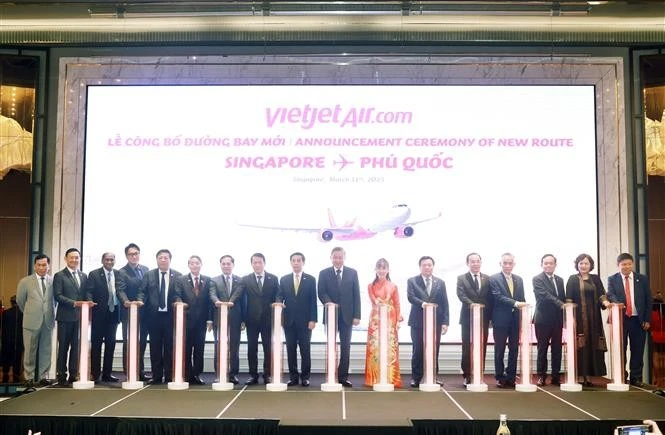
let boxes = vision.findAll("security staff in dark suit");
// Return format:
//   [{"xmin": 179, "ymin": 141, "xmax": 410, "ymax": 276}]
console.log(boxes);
[
  {"xmin": 456, "ymin": 252, "xmax": 492, "ymax": 386},
  {"xmin": 1, "ymin": 296, "xmax": 23, "ymax": 383},
  {"xmin": 210, "ymin": 254, "xmax": 245, "ymax": 384},
  {"xmin": 175, "ymin": 255, "xmax": 216, "ymax": 385},
  {"xmin": 279, "ymin": 252, "xmax": 317, "ymax": 387},
  {"xmin": 239, "ymin": 253, "xmax": 280, "ymax": 385},
  {"xmin": 318, "ymin": 246, "xmax": 361, "ymax": 387},
  {"xmin": 606, "ymin": 252, "xmax": 652, "ymax": 387},
  {"xmin": 137, "ymin": 249, "xmax": 182, "ymax": 384},
  {"xmin": 117, "ymin": 243, "xmax": 150, "ymax": 381},
  {"xmin": 53, "ymin": 247, "xmax": 88, "ymax": 386},
  {"xmin": 85, "ymin": 252, "xmax": 126, "ymax": 383},
  {"xmin": 407, "ymin": 255, "xmax": 449, "ymax": 388},
  {"xmin": 490, "ymin": 252, "xmax": 527, "ymax": 388},
  {"xmin": 532, "ymin": 254, "xmax": 566, "ymax": 386}
]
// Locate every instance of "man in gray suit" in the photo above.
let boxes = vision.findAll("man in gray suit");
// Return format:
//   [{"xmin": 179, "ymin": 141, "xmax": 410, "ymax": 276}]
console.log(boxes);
[
  {"xmin": 53, "ymin": 247, "xmax": 88, "ymax": 386},
  {"xmin": 16, "ymin": 253, "xmax": 55, "ymax": 386}
]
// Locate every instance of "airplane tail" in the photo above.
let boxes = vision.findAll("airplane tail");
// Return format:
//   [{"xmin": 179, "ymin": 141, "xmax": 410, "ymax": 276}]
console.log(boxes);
[{"xmin": 327, "ymin": 208, "xmax": 337, "ymax": 227}]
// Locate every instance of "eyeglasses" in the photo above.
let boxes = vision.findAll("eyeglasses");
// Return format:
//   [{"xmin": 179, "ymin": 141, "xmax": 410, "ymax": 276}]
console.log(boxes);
[{"xmin": 127, "ymin": 252, "xmax": 140, "ymax": 257}]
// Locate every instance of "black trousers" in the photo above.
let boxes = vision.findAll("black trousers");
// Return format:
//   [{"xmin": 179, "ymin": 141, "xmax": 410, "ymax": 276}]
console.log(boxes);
[
  {"xmin": 493, "ymin": 316, "xmax": 520, "ymax": 382},
  {"xmin": 623, "ymin": 315, "xmax": 647, "ymax": 382},
  {"xmin": 337, "ymin": 318, "xmax": 353, "ymax": 381},
  {"xmin": 148, "ymin": 311, "xmax": 173, "ymax": 382},
  {"xmin": 213, "ymin": 319, "xmax": 242, "ymax": 378},
  {"xmin": 534, "ymin": 321, "xmax": 563, "ymax": 377},
  {"xmin": 90, "ymin": 309, "xmax": 119, "ymax": 379},
  {"xmin": 185, "ymin": 324, "xmax": 206, "ymax": 379},
  {"xmin": 460, "ymin": 313, "xmax": 490, "ymax": 377},
  {"xmin": 284, "ymin": 321, "xmax": 312, "ymax": 381},
  {"xmin": 246, "ymin": 317, "xmax": 271, "ymax": 377},
  {"xmin": 56, "ymin": 320, "xmax": 79, "ymax": 381},
  {"xmin": 410, "ymin": 325, "xmax": 442, "ymax": 382}
]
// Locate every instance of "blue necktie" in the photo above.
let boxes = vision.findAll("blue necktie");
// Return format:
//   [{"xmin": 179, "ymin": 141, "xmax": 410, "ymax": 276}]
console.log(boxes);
[{"xmin": 135, "ymin": 267, "xmax": 143, "ymax": 279}]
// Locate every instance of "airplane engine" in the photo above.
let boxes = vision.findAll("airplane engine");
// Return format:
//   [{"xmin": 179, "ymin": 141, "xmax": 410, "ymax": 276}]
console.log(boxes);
[
  {"xmin": 394, "ymin": 225, "xmax": 414, "ymax": 238},
  {"xmin": 319, "ymin": 229, "xmax": 334, "ymax": 242}
]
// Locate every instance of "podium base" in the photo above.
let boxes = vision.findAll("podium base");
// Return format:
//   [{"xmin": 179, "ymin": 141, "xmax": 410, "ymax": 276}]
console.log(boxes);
[
  {"xmin": 168, "ymin": 381, "xmax": 189, "ymax": 390},
  {"xmin": 72, "ymin": 380, "xmax": 95, "ymax": 390},
  {"xmin": 212, "ymin": 382, "xmax": 234, "ymax": 391},
  {"xmin": 267, "ymin": 382, "xmax": 288, "ymax": 392},
  {"xmin": 122, "ymin": 380, "xmax": 144, "ymax": 390},
  {"xmin": 373, "ymin": 383, "xmax": 394, "ymax": 392},
  {"xmin": 419, "ymin": 383, "xmax": 440, "ymax": 392},
  {"xmin": 560, "ymin": 383, "xmax": 583, "ymax": 392},
  {"xmin": 516, "ymin": 383, "xmax": 538, "ymax": 392},
  {"xmin": 607, "ymin": 383, "xmax": 630, "ymax": 392},
  {"xmin": 321, "ymin": 382, "xmax": 343, "ymax": 392},
  {"xmin": 466, "ymin": 383, "xmax": 488, "ymax": 392}
]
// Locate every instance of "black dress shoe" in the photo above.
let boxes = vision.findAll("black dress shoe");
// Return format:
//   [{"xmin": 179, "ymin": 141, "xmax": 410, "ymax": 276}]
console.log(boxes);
[
  {"xmin": 505, "ymin": 380, "xmax": 516, "ymax": 388},
  {"xmin": 102, "ymin": 374, "xmax": 120, "ymax": 382},
  {"xmin": 551, "ymin": 377, "xmax": 561, "ymax": 386},
  {"xmin": 496, "ymin": 380, "xmax": 506, "ymax": 388},
  {"xmin": 39, "ymin": 378, "xmax": 52, "ymax": 387},
  {"xmin": 287, "ymin": 379, "xmax": 298, "ymax": 387},
  {"xmin": 536, "ymin": 376, "xmax": 546, "ymax": 387},
  {"xmin": 301, "ymin": 379, "xmax": 310, "ymax": 387},
  {"xmin": 462, "ymin": 376, "xmax": 470, "ymax": 386},
  {"xmin": 190, "ymin": 376, "xmax": 205, "ymax": 385},
  {"xmin": 139, "ymin": 373, "xmax": 152, "ymax": 382},
  {"xmin": 263, "ymin": 376, "xmax": 272, "ymax": 384},
  {"xmin": 228, "ymin": 375, "xmax": 239, "ymax": 384},
  {"xmin": 245, "ymin": 376, "xmax": 259, "ymax": 385},
  {"xmin": 410, "ymin": 380, "xmax": 420, "ymax": 388},
  {"xmin": 67, "ymin": 377, "xmax": 76, "ymax": 384},
  {"xmin": 151, "ymin": 378, "xmax": 163, "ymax": 385},
  {"xmin": 340, "ymin": 380, "xmax": 353, "ymax": 387}
]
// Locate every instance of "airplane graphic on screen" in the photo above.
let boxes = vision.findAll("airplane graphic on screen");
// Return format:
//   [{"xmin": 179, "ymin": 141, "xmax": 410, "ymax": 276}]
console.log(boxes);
[{"xmin": 239, "ymin": 204, "xmax": 441, "ymax": 241}]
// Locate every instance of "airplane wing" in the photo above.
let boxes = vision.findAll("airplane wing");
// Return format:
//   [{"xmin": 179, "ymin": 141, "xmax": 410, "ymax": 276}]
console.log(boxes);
[
  {"xmin": 404, "ymin": 211, "xmax": 442, "ymax": 226},
  {"xmin": 237, "ymin": 223, "xmax": 356, "ymax": 234}
]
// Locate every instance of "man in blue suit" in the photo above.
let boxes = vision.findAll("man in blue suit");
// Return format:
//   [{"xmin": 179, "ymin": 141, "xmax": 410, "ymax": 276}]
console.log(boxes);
[
  {"xmin": 279, "ymin": 252, "xmax": 317, "ymax": 387},
  {"xmin": 490, "ymin": 252, "xmax": 527, "ymax": 388},
  {"xmin": 607, "ymin": 252, "xmax": 652, "ymax": 387},
  {"xmin": 318, "ymin": 246, "xmax": 361, "ymax": 387}
]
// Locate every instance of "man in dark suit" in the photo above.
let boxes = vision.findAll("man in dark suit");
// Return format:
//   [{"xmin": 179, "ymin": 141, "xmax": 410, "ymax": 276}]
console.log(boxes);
[
  {"xmin": 53, "ymin": 247, "xmax": 88, "ymax": 386},
  {"xmin": 317, "ymin": 246, "xmax": 361, "ymax": 387},
  {"xmin": 280, "ymin": 252, "xmax": 317, "ymax": 387},
  {"xmin": 117, "ymin": 243, "xmax": 150, "ymax": 381},
  {"xmin": 607, "ymin": 252, "xmax": 652, "ymax": 387},
  {"xmin": 85, "ymin": 252, "xmax": 126, "ymax": 383},
  {"xmin": 239, "ymin": 253, "xmax": 280, "ymax": 385},
  {"xmin": 490, "ymin": 252, "xmax": 527, "ymax": 388},
  {"xmin": 175, "ymin": 255, "xmax": 216, "ymax": 385},
  {"xmin": 456, "ymin": 252, "xmax": 492, "ymax": 386},
  {"xmin": 1, "ymin": 296, "xmax": 23, "ymax": 383},
  {"xmin": 532, "ymin": 254, "xmax": 566, "ymax": 386},
  {"xmin": 137, "ymin": 249, "xmax": 182, "ymax": 384},
  {"xmin": 407, "ymin": 255, "xmax": 449, "ymax": 388},
  {"xmin": 210, "ymin": 254, "xmax": 245, "ymax": 384}
]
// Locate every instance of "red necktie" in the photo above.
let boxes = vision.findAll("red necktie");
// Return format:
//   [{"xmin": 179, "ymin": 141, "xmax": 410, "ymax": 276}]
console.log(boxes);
[
  {"xmin": 194, "ymin": 276, "xmax": 200, "ymax": 296},
  {"xmin": 624, "ymin": 275, "xmax": 632, "ymax": 316}
]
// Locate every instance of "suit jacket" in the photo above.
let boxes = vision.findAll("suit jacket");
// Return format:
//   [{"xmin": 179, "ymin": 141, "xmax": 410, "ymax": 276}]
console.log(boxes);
[
  {"xmin": 489, "ymin": 272, "xmax": 525, "ymax": 328},
  {"xmin": 407, "ymin": 275, "xmax": 449, "ymax": 328},
  {"xmin": 54, "ymin": 268, "xmax": 88, "ymax": 322},
  {"xmin": 16, "ymin": 273, "xmax": 55, "ymax": 331},
  {"xmin": 456, "ymin": 272, "xmax": 492, "ymax": 324},
  {"xmin": 279, "ymin": 272, "xmax": 317, "ymax": 327},
  {"xmin": 239, "ymin": 272, "xmax": 280, "ymax": 326},
  {"xmin": 210, "ymin": 273, "xmax": 246, "ymax": 327},
  {"xmin": 532, "ymin": 272, "xmax": 565, "ymax": 326},
  {"xmin": 137, "ymin": 268, "xmax": 182, "ymax": 314},
  {"xmin": 175, "ymin": 273, "xmax": 215, "ymax": 329},
  {"xmin": 85, "ymin": 267, "xmax": 125, "ymax": 324},
  {"xmin": 607, "ymin": 272, "xmax": 652, "ymax": 324},
  {"xmin": 318, "ymin": 266, "xmax": 361, "ymax": 325},
  {"xmin": 117, "ymin": 263, "xmax": 149, "ymax": 304}
]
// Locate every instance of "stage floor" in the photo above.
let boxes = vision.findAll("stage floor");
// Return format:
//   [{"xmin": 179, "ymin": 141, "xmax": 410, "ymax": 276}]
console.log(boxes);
[{"xmin": 2, "ymin": 373, "xmax": 664, "ymax": 427}]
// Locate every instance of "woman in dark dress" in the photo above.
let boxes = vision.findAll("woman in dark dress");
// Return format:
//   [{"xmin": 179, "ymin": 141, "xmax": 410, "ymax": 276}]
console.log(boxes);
[{"xmin": 565, "ymin": 253, "xmax": 610, "ymax": 387}]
